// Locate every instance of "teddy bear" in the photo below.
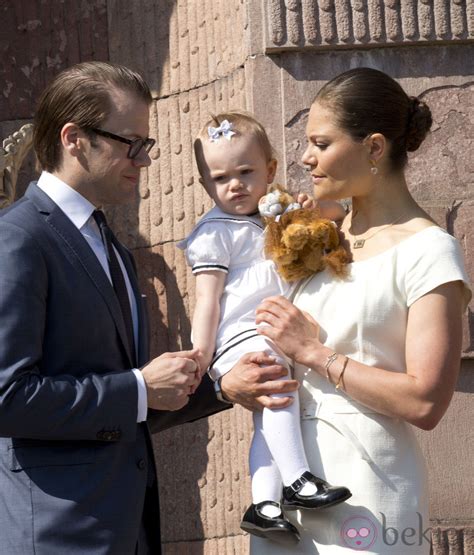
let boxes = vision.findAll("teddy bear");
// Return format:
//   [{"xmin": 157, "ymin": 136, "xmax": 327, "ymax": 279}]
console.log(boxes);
[{"xmin": 258, "ymin": 187, "xmax": 349, "ymax": 282}]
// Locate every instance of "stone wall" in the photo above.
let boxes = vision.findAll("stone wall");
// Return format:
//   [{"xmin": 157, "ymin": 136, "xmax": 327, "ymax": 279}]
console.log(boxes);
[
  {"xmin": 1, "ymin": 1, "xmax": 473, "ymax": 553},
  {"xmin": 262, "ymin": 0, "xmax": 474, "ymax": 50},
  {"xmin": 248, "ymin": 3, "xmax": 474, "ymax": 553}
]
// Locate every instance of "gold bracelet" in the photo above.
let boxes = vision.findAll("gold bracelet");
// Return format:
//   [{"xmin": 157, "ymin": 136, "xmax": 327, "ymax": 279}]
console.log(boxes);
[
  {"xmin": 335, "ymin": 356, "xmax": 349, "ymax": 390},
  {"xmin": 324, "ymin": 352, "xmax": 338, "ymax": 383}
]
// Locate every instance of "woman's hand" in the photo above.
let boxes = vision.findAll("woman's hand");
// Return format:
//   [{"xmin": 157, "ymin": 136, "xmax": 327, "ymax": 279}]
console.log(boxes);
[{"xmin": 256, "ymin": 296, "xmax": 323, "ymax": 366}]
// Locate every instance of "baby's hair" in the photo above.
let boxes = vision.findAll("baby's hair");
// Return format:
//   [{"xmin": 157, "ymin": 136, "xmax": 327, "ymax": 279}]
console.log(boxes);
[{"xmin": 194, "ymin": 110, "xmax": 276, "ymax": 176}]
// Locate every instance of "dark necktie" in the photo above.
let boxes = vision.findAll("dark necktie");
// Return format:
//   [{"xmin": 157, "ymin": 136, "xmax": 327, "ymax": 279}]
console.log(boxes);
[{"xmin": 93, "ymin": 210, "xmax": 135, "ymax": 359}]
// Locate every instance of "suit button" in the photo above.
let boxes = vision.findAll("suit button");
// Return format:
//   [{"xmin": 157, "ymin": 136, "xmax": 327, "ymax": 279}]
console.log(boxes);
[
  {"xmin": 97, "ymin": 431, "xmax": 118, "ymax": 441},
  {"xmin": 137, "ymin": 459, "xmax": 146, "ymax": 470}
]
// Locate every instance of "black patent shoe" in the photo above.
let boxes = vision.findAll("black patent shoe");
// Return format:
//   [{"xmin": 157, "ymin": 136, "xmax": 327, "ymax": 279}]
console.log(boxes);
[
  {"xmin": 282, "ymin": 471, "xmax": 352, "ymax": 511},
  {"xmin": 240, "ymin": 501, "xmax": 300, "ymax": 545}
]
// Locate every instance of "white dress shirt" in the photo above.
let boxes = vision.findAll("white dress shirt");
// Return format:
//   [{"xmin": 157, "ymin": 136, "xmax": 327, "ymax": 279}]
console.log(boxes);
[{"xmin": 37, "ymin": 171, "xmax": 148, "ymax": 422}]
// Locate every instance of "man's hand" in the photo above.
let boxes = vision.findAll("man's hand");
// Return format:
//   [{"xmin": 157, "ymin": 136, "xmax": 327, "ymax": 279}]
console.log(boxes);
[
  {"xmin": 141, "ymin": 350, "xmax": 200, "ymax": 411},
  {"xmin": 220, "ymin": 352, "xmax": 299, "ymax": 411}
]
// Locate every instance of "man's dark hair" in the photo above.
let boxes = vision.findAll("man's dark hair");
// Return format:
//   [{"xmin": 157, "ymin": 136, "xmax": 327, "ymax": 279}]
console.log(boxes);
[{"xmin": 33, "ymin": 61, "xmax": 152, "ymax": 172}]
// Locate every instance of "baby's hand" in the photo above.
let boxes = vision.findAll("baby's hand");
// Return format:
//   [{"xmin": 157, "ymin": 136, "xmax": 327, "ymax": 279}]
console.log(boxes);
[{"xmin": 296, "ymin": 192, "xmax": 317, "ymax": 210}]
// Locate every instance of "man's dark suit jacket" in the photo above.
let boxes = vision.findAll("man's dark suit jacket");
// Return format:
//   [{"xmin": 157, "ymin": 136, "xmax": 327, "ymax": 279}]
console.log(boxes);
[{"xmin": 0, "ymin": 183, "xmax": 228, "ymax": 554}]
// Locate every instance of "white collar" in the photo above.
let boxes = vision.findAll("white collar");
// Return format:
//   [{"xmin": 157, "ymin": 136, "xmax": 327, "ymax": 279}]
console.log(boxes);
[
  {"xmin": 36, "ymin": 171, "xmax": 97, "ymax": 230},
  {"xmin": 198, "ymin": 205, "xmax": 263, "ymax": 227}
]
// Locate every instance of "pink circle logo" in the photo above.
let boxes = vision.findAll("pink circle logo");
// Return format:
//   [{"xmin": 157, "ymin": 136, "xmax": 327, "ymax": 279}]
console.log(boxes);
[{"xmin": 340, "ymin": 516, "xmax": 377, "ymax": 550}]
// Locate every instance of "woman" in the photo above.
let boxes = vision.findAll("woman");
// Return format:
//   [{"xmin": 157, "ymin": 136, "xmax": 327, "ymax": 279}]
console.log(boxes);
[{"xmin": 250, "ymin": 68, "xmax": 471, "ymax": 553}]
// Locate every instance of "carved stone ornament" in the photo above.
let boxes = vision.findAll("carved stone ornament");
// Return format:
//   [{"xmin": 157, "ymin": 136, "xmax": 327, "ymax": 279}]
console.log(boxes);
[{"xmin": 0, "ymin": 123, "xmax": 34, "ymax": 209}]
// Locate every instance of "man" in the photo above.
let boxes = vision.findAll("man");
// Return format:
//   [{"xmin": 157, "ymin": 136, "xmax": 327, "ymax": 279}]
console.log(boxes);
[
  {"xmin": 0, "ymin": 61, "xmax": 210, "ymax": 555},
  {"xmin": 0, "ymin": 61, "xmax": 297, "ymax": 554}
]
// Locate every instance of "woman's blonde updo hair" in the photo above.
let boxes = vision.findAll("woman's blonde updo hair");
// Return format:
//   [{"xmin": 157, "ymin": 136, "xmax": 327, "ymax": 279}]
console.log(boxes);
[{"xmin": 314, "ymin": 67, "xmax": 432, "ymax": 170}]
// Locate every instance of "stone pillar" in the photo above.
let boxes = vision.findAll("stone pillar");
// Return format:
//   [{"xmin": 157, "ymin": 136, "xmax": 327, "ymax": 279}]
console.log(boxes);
[{"xmin": 245, "ymin": 2, "xmax": 474, "ymax": 554}]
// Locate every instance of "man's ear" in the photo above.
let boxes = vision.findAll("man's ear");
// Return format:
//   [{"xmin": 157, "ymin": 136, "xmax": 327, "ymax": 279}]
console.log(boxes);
[
  {"xmin": 365, "ymin": 133, "xmax": 386, "ymax": 164},
  {"xmin": 60, "ymin": 123, "xmax": 86, "ymax": 157},
  {"xmin": 267, "ymin": 158, "xmax": 278, "ymax": 184}
]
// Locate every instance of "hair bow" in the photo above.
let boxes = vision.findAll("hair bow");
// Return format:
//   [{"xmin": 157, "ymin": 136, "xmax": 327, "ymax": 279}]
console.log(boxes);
[{"xmin": 208, "ymin": 120, "xmax": 236, "ymax": 142}]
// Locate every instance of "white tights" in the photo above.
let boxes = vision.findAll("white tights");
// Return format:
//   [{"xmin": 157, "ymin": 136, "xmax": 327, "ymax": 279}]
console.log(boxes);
[
  {"xmin": 249, "ymin": 358, "xmax": 310, "ymax": 504},
  {"xmin": 211, "ymin": 336, "xmax": 312, "ymax": 506}
]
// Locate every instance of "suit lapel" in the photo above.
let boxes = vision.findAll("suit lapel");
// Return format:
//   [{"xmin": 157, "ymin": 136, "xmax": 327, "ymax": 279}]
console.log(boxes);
[{"xmin": 26, "ymin": 183, "xmax": 134, "ymax": 368}]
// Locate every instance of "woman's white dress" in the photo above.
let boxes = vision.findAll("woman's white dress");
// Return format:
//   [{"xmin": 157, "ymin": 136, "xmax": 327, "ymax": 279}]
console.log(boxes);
[{"xmin": 251, "ymin": 226, "xmax": 471, "ymax": 554}]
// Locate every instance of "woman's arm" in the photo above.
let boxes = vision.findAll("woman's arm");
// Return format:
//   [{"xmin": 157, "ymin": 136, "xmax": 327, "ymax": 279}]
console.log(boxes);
[
  {"xmin": 256, "ymin": 281, "xmax": 465, "ymax": 430},
  {"xmin": 317, "ymin": 200, "xmax": 347, "ymax": 222},
  {"xmin": 192, "ymin": 270, "xmax": 226, "ymax": 374}
]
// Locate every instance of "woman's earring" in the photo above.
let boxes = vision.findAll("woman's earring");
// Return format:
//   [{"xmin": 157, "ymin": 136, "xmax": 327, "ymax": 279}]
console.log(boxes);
[{"xmin": 370, "ymin": 160, "xmax": 378, "ymax": 175}]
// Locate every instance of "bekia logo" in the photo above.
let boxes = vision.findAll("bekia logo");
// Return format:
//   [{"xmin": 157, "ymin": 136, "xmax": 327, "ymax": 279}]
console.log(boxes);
[
  {"xmin": 340, "ymin": 516, "xmax": 377, "ymax": 550},
  {"xmin": 340, "ymin": 513, "xmax": 432, "ymax": 550},
  {"xmin": 380, "ymin": 513, "xmax": 431, "ymax": 547}
]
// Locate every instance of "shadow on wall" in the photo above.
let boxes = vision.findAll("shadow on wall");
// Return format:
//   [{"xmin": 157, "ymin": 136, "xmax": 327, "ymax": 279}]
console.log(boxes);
[
  {"xmin": 2, "ymin": 0, "xmax": 211, "ymax": 551},
  {"xmin": 278, "ymin": 44, "xmax": 474, "ymax": 83},
  {"xmin": 133, "ymin": 246, "xmax": 208, "ymax": 546},
  {"xmin": 463, "ymin": 307, "xmax": 474, "ymax": 359},
  {"xmin": 456, "ymin": 365, "xmax": 474, "ymax": 394},
  {"xmin": 106, "ymin": 2, "xmax": 214, "ymax": 548}
]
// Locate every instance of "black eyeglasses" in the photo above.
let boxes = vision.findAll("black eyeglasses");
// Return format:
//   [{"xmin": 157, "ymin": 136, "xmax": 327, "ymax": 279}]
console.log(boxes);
[{"xmin": 90, "ymin": 128, "xmax": 156, "ymax": 159}]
